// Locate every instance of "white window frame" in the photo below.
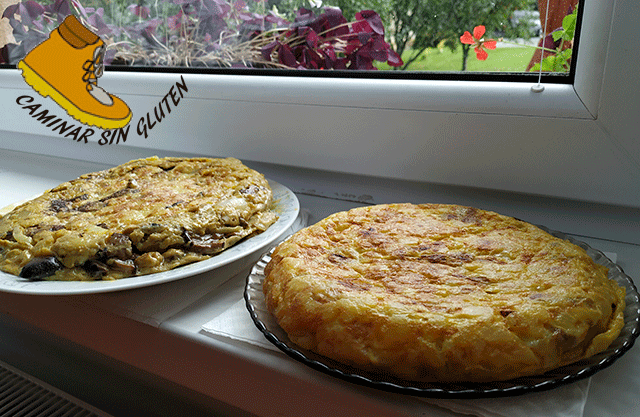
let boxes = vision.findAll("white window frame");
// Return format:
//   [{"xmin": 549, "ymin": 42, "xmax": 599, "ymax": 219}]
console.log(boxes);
[{"xmin": 1, "ymin": 0, "xmax": 639, "ymax": 208}]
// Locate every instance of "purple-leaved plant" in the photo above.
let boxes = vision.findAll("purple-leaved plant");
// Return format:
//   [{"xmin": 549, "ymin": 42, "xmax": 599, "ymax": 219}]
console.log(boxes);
[{"xmin": 1, "ymin": 0, "xmax": 403, "ymax": 70}]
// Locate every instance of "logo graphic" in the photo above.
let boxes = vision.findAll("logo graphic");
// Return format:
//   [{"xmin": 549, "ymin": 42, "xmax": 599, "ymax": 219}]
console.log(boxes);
[{"xmin": 17, "ymin": 14, "xmax": 131, "ymax": 130}]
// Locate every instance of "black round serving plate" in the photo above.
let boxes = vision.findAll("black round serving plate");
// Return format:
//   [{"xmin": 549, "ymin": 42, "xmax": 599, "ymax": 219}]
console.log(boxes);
[{"xmin": 244, "ymin": 228, "xmax": 640, "ymax": 398}]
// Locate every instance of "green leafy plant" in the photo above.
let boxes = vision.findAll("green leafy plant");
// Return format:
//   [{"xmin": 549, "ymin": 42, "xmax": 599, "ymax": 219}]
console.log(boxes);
[{"xmin": 529, "ymin": 6, "xmax": 576, "ymax": 72}]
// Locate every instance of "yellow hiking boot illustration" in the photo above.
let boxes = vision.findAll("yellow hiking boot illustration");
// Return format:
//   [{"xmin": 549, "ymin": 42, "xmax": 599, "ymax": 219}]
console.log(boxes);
[{"xmin": 18, "ymin": 15, "xmax": 131, "ymax": 130}]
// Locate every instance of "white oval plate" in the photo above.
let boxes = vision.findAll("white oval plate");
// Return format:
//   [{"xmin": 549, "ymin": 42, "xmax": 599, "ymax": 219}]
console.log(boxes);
[{"xmin": 0, "ymin": 180, "xmax": 299, "ymax": 295}]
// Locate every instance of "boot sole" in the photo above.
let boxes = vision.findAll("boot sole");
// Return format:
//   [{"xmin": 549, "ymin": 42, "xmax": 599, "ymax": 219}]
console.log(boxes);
[{"xmin": 18, "ymin": 60, "xmax": 132, "ymax": 130}]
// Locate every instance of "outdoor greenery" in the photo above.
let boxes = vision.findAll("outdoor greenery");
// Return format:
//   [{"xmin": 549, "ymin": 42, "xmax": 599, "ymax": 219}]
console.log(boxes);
[
  {"xmin": 377, "ymin": 43, "xmax": 534, "ymax": 72},
  {"xmin": 1, "ymin": 0, "xmax": 552, "ymax": 72},
  {"xmin": 324, "ymin": 0, "xmax": 538, "ymax": 70}
]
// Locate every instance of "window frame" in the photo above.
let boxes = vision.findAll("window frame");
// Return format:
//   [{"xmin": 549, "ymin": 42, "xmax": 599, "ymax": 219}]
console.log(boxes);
[
  {"xmin": 1, "ymin": 0, "xmax": 639, "ymax": 208},
  {"xmin": 0, "ymin": 0, "xmax": 598, "ymax": 118}
]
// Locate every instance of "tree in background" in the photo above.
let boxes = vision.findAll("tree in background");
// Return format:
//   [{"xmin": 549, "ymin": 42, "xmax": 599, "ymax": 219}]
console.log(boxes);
[
  {"xmin": 450, "ymin": 0, "xmax": 535, "ymax": 71},
  {"xmin": 383, "ymin": 0, "xmax": 452, "ymax": 70},
  {"xmin": 318, "ymin": 0, "xmax": 391, "ymax": 22},
  {"xmin": 326, "ymin": 0, "xmax": 535, "ymax": 71}
]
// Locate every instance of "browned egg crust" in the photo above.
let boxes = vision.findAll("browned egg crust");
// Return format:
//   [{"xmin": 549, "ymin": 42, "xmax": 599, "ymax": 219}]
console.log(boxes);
[
  {"xmin": 263, "ymin": 203, "xmax": 625, "ymax": 382},
  {"xmin": 0, "ymin": 157, "xmax": 277, "ymax": 281}
]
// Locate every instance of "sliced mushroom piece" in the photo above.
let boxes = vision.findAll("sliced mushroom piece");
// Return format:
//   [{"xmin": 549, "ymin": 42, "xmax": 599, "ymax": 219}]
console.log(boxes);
[
  {"xmin": 102, "ymin": 233, "xmax": 133, "ymax": 259},
  {"xmin": 100, "ymin": 188, "xmax": 138, "ymax": 202},
  {"xmin": 183, "ymin": 230, "xmax": 225, "ymax": 254},
  {"xmin": 107, "ymin": 258, "xmax": 136, "ymax": 275},
  {"xmin": 49, "ymin": 199, "xmax": 69, "ymax": 213},
  {"xmin": 19, "ymin": 256, "xmax": 63, "ymax": 281},
  {"xmin": 83, "ymin": 259, "xmax": 109, "ymax": 279},
  {"xmin": 76, "ymin": 201, "xmax": 106, "ymax": 212}
]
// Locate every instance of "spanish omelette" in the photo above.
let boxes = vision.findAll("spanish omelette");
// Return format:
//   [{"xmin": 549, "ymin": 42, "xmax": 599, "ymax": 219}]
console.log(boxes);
[{"xmin": 263, "ymin": 203, "xmax": 625, "ymax": 382}]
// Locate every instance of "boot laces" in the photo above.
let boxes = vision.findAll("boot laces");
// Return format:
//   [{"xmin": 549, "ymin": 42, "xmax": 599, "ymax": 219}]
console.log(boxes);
[
  {"xmin": 81, "ymin": 43, "xmax": 114, "ymax": 106},
  {"xmin": 82, "ymin": 44, "xmax": 105, "ymax": 90}
]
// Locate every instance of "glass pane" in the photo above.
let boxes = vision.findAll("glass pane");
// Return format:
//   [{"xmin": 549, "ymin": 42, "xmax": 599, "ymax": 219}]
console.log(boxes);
[{"xmin": 1, "ymin": 0, "xmax": 579, "ymax": 77}]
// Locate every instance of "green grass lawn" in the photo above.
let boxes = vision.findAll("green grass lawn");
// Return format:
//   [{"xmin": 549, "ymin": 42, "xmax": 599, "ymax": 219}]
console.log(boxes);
[{"xmin": 379, "ymin": 45, "xmax": 536, "ymax": 72}]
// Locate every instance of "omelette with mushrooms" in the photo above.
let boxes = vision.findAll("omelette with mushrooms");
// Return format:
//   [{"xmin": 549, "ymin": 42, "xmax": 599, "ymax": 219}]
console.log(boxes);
[{"xmin": 0, "ymin": 157, "xmax": 277, "ymax": 281}]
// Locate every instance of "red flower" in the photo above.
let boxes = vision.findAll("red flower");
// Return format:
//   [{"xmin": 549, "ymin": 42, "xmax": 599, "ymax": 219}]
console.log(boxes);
[{"xmin": 460, "ymin": 25, "xmax": 497, "ymax": 61}]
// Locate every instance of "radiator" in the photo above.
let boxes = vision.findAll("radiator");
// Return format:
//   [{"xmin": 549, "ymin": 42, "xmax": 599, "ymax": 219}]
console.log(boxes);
[{"xmin": 0, "ymin": 360, "xmax": 112, "ymax": 417}]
